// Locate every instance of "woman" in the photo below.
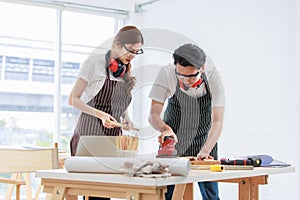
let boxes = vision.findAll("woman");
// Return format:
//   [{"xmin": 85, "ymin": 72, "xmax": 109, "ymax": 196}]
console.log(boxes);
[
  {"xmin": 69, "ymin": 25, "xmax": 144, "ymax": 156},
  {"xmin": 68, "ymin": 25, "xmax": 143, "ymax": 200}
]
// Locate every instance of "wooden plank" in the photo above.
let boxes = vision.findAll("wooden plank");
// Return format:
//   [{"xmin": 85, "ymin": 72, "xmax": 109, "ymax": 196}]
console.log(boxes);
[
  {"xmin": 0, "ymin": 146, "xmax": 59, "ymax": 200},
  {"xmin": 216, "ymin": 175, "xmax": 268, "ymax": 184},
  {"xmin": 42, "ymin": 178, "xmax": 167, "ymax": 200},
  {"xmin": 224, "ymin": 165, "xmax": 254, "ymax": 170},
  {"xmin": 251, "ymin": 175, "xmax": 268, "ymax": 184},
  {"xmin": 0, "ymin": 177, "xmax": 26, "ymax": 185},
  {"xmin": 190, "ymin": 160, "xmax": 221, "ymax": 165},
  {"xmin": 184, "ymin": 156, "xmax": 221, "ymax": 165},
  {"xmin": 0, "ymin": 147, "xmax": 59, "ymax": 173}
]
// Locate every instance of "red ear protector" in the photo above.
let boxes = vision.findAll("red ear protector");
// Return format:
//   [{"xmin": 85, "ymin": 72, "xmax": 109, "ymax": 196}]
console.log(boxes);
[
  {"xmin": 109, "ymin": 58, "xmax": 127, "ymax": 77},
  {"xmin": 179, "ymin": 78, "xmax": 204, "ymax": 91}
]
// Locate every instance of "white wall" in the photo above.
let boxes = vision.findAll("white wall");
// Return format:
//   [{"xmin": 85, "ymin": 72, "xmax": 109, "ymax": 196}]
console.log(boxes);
[
  {"xmin": 297, "ymin": 0, "xmax": 300, "ymax": 197},
  {"xmin": 129, "ymin": 0, "xmax": 299, "ymax": 199}
]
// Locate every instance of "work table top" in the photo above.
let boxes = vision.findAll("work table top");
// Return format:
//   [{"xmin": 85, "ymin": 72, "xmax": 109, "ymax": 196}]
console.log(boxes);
[{"xmin": 36, "ymin": 166, "xmax": 295, "ymax": 187}]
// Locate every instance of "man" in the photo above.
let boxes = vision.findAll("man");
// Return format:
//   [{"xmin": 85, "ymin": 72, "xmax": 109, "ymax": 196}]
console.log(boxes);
[{"xmin": 148, "ymin": 43, "xmax": 225, "ymax": 200}]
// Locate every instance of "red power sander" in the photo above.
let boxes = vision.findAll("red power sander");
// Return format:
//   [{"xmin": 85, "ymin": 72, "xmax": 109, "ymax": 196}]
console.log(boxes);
[{"xmin": 156, "ymin": 136, "xmax": 178, "ymax": 158}]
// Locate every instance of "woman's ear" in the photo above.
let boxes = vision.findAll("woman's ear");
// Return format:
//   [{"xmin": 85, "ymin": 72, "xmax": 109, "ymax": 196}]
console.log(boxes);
[
  {"xmin": 112, "ymin": 40, "xmax": 120, "ymax": 48},
  {"xmin": 114, "ymin": 41, "xmax": 123, "ymax": 48}
]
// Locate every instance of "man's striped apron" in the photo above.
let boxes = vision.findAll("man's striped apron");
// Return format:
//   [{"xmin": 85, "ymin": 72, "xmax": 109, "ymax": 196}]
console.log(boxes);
[{"xmin": 163, "ymin": 73, "xmax": 218, "ymax": 159}]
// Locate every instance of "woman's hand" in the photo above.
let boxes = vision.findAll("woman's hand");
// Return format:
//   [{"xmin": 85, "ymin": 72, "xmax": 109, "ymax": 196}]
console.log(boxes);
[
  {"xmin": 121, "ymin": 111, "xmax": 135, "ymax": 131},
  {"xmin": 96, "ymin": 110, "xmax": 118, "ymax": 129},
  {"xmin": 121, "ymin": 117, "xmax": 134, "ymax": 131}
]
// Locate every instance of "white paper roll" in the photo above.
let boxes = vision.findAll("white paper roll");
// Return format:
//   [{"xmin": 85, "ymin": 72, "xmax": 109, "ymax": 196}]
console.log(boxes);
[{"xmin": 65, "ymin": 156, "xmax": 190, "ymax": 176}]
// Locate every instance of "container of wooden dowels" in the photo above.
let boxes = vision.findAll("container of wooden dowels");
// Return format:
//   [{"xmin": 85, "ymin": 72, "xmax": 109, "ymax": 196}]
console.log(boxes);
[{"xmin": 116, "ymin": 135, "xmax": 139, "ymax": 157}]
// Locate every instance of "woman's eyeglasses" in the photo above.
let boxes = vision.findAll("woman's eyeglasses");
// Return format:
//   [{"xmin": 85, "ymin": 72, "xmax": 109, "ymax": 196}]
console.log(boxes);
[{"xmin": 123, "ymin": 45, "xmax": 144, "ymax": 55}]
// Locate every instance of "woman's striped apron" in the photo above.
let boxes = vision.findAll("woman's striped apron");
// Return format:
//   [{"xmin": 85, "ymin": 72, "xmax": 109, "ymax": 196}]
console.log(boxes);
[
  {"xmin": 70, "ymin": 68, "xmax": 131, "ymax": 156},
  {"xmin": 163, "ymin": 73, "xmax": 218, "ymax": 159}
]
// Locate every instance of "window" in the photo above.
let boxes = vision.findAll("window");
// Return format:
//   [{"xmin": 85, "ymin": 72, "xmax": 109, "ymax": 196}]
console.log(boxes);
[
  {"xmin": 0, "ymin": 2, "xmax": 119, "ymax": 152},
  {"xmin": 0, "ymin": 1, "xmax": 122, "ymax": 198},
  {"xmin": 0, "ymin": 2, "xmax": 56, "ymax": 150},
  {"xmin": 60, "ymin": 11, "xmax": 115, "ymax": 151}
]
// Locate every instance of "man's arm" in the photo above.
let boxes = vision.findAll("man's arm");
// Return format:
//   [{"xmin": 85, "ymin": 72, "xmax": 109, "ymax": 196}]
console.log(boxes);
[
  {"xmin": 148, "ymin": 100, "xmax": 165, "ymax": 131},
  {"xmin": 148, "ymin": 100, "xmax": 177, "ymax": 143},
  {"xmin": 197, "ymin": 106, "xmax": 224, "ymax": 159}
]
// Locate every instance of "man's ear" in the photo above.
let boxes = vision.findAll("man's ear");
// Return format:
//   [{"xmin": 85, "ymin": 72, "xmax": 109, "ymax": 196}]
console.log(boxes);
[{"xmin": 200, "ymin": 65, "xmax": 205, "ymax": 73}]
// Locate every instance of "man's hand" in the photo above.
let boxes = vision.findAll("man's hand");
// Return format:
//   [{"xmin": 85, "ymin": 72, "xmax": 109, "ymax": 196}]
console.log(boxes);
[
  {"xmin": 158, "ymin": 124, "xmax": 178, "ymax": 144},
  {"xmin": 197, "ymin": 151, "xmax": 213, "ymax": 160}
]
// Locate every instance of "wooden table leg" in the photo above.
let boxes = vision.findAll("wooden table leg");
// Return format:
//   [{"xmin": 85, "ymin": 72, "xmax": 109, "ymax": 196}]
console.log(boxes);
[
  {"xmin": 172, "ymin": 184, "xmax": 186, "ymax": 200},
  {"xmin": 216, "ymin": 175, "xmax": 268, "ymax": 200},
  {"xmin": 173, "ymin": 183, "xmax": 194, "ymax": 200},
  {"xmin": 46, "ymin": 193, "xmax": 53, "ymax": 200},
  {"xmin": 238, "ymin": 178, "xmax": 251, "ymax": 200},
  {"xmin": 24, "ymin": 173, "xmax": 32, "ymax": 200},
  {"xmin": 66, "ymin": 195, "xmax": 78, "ymax": 200},
  {"xmin": 249, "ymin": 175, "xmax": 268, "ymax": 200},
  {"xmin": 15, "ymin": 184, "xmax": 21, "ymax": 200},
  {"xmin": 52, "ymin": 185, "xmax": 67, "ymax": 200},
  {"xmin": 139, "ymin": 188, "xmax": 167, "ymax": 200},
  {"xmin": 250, "ymin": 182, "xmax": 259, "ymax": 200},
  {"xmin": 5, "ymin": 173, "xmax": 19, "ymax": 200},
  {"xmin": 183, "ymin": 183, "xmax": 194, "ymax": 200}
]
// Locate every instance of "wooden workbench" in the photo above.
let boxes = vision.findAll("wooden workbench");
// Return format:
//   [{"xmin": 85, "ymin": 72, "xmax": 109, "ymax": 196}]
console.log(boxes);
[{"xmin": 36, "ymin": 166, "xmax": 295, "ymax": 200}]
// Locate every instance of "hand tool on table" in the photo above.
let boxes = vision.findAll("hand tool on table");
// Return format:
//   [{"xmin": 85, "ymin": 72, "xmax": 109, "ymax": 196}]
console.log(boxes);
[
  {"xmin": 221, "ymin": 157, "xmax": 262, "ymax": 167},
  {"xmin": 210, "ymin": 165, "xmax": 224, "ymax": 172},
  {"xmin": 106, "ymin": 120, "xmax": 140, "ymax": 131},
  {"xmin": 156, "ymin": 136, "xmax": 178, "ymax": 158},
  {"xmin": 191, "ymin": 165, "xmax": 254, "ymax": 170},
  {"xmin": 187, "ymin": 157, "xmax": 254, "ymax": 170}
]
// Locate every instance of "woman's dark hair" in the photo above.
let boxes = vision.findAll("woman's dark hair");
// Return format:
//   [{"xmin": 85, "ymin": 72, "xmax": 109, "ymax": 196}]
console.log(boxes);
[
  {"xmin": 114, "ymin": 25, "xmax": 144, "ymax": 94},
  {"xmin": 114, "ymin": 25, "xmax": 144, "ymax": 46}
]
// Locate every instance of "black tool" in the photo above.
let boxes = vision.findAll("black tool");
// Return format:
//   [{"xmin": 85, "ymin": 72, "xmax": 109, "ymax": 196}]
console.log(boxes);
[
  {"xmin": 221, "ymin": 158, "xmax": 252, "ymax": 166},
  {"xmin": 247, "ymin": 156, "xmax": 262, "ymax": 167},
  {"xmin": 221, "ymin": 157, "xmax": 262, "ymax": 167}
]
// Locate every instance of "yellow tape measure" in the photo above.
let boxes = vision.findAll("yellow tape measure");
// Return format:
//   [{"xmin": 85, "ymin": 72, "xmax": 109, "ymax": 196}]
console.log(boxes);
[{"xmin": 210, "ymin": 165, "xmax": 224, "ymax": 172}]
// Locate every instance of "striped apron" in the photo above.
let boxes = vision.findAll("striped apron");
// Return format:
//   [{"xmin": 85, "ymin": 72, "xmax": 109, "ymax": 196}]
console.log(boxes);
[
  {"xmin": 163, "ymin": 73, "xmax": 218, "ymax": 159},
  {"xmin": 70, "ymin": 68, "xmax": 132, "ymax": 156}
]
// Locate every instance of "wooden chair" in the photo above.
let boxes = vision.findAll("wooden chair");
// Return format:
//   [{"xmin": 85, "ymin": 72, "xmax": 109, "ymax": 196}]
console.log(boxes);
[{"xmin": 0, "ymin": 144, "xmax": 59, "ymax": 200}]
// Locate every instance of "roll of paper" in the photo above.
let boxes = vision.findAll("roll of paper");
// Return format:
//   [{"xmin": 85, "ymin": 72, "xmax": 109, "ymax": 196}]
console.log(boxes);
[{"xmin": 65, "ymin": 156, "xmax": 190, "ymax": 176}]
